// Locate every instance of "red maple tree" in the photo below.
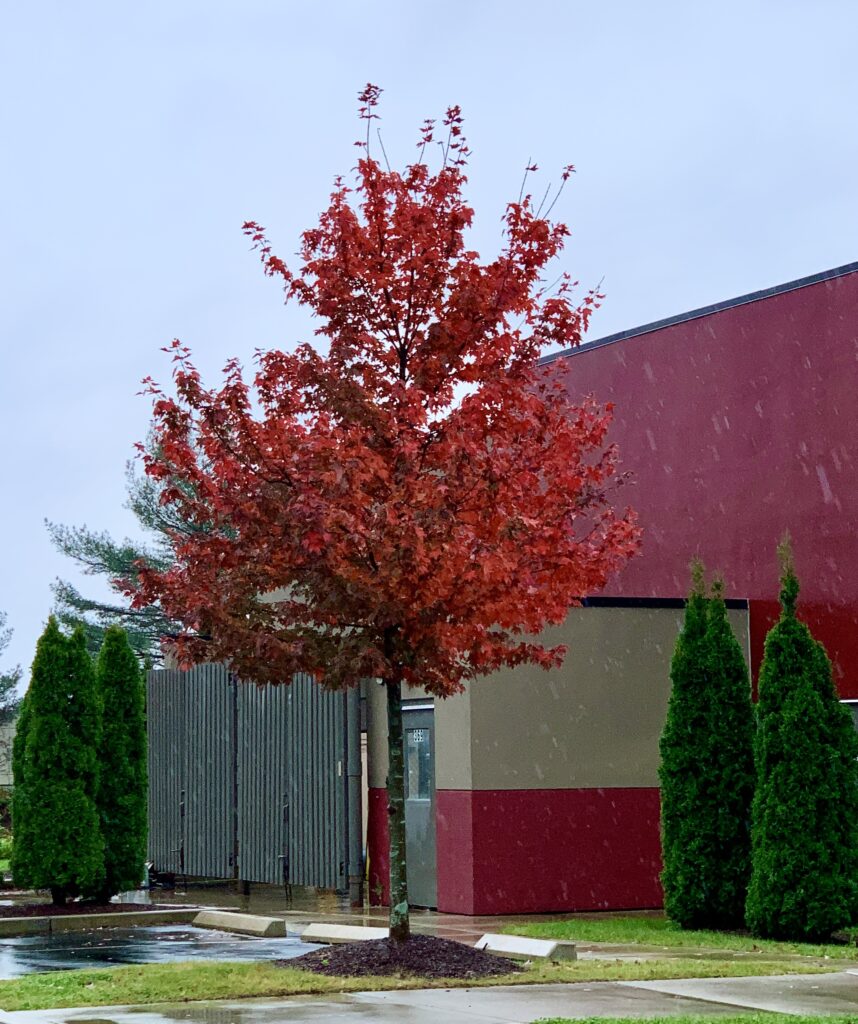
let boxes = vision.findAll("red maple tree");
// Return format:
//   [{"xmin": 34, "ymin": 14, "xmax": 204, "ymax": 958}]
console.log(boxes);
[{"xmin": 132, "ymin": 86, "xmax": 640, "ymax": 941}]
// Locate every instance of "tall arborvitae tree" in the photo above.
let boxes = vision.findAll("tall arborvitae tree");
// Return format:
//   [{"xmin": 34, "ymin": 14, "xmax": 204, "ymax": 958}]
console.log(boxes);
[
  {"xmin": 660, "ymin": 561, "xmax": 709, "ymax": 926},
  {"xmin": 746, "ymin": 539, "xmax": 858, "ymax": 940},
  {"xmin": 10, "ymin": 691, "xmax": 31, "ymax": 847},
  {"xmin": 95, "ymin": 626, "xmax": 148, "ymax": 898},
  {"xmin": 700, "ymin": 576, "xmax": 755, "ymax": 926},
  {"xmin": 659, "ymin": 562, "xmax": 755, "ymax": 928},
  {"xmin": 11, "ymin": 620, "xmax": 104, "ymax": 904}
]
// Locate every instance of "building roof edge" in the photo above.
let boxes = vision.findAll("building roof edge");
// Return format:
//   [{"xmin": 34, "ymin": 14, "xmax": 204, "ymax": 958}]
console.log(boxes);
[{"xmin": 540, "ymin": 259, "xmax": 858, "ymax": 364}]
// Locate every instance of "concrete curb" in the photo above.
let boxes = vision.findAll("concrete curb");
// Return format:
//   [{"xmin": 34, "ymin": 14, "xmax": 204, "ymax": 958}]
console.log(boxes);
[
  {"xmin": 300, "ymin": 923, "xmax": 389, "ymax": 943},
  {"xmin": 193, "ymin": 911, "xmax": 286, "ymax": 937},
  {"xmin": 0, "ymin": 908, "xmax": 199, "ymax": 937},
  {"xmin": 475, "ymin": 932, "xmax": 578, "ymax": 962}
]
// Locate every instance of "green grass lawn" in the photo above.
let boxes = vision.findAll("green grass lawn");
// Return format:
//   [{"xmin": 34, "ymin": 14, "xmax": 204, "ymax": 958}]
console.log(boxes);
[
  {"xmin": 535, "ymin": 1017, "xmax": 858, "ymax": 1024},
  {"xmin": 0, "ymin": 956, "xmax": 833, "ymax": 1012},
  {"xmin": 505, "ymin": 914, "xmax": 858, "ymax": 960}
]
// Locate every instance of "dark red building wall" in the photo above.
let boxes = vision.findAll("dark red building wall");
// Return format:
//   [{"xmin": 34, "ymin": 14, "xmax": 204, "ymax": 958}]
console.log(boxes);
[
  {"xmin": 371, "ymin": 785, "xmax": 664, "ymax": 914},
  {"xmin": 553, "ymin": 268, "xmax": 858, "ymax": 693},
  {"xmin": 436, "ymin": 788, "xmax": 663, "ymax": 915},
  {"xmin": 370, "ymin": 266, "xmax": 858, "ymax": 916}
]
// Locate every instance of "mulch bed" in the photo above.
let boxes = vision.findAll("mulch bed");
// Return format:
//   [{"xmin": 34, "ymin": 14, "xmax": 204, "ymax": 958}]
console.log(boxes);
[
  {"xmin": 283, "ymin": 933, "xmax": 522, "ymax": 980},
  {"xmin": 0, "ymin": 902, "xmax": 168, "ymax": 917}
]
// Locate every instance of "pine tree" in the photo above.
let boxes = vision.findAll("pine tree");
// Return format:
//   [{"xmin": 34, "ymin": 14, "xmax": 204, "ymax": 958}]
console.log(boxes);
[
  {"xmin": 11, "ymin": 620, "xmax": 104, "ymax": 904},
  {"xmin": 746, "ymin": 539, "xmax": 858, "ymax": 940},
  {"xmin": 46, "ymin": 435, "xmax": 207, "ymax": 662},
  {"xmin": 659, "ymin": 562, "xmax": 755, "ymax": 928},
  {"xmin": 95, "ymin": 626, "xmax": 148, "ymax": 898}
]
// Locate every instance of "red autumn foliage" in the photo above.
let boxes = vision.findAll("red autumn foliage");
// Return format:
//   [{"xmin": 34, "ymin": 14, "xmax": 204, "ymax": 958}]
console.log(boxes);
[{"xmin": 131, "ymin": 86, "xmax": 640, "ymax": 696}]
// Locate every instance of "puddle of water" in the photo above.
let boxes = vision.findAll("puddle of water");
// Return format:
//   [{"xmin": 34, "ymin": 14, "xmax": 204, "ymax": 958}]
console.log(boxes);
[
  {"xmin": 0, "ymin": 925, "xmax": 320, "ymax": 978},
  {"xmin": 55, "ymin": 999, "xmax": 364, "ymax": 1024}
]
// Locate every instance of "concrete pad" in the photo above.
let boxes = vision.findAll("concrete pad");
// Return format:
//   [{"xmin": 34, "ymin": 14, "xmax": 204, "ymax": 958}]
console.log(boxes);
[
  {"xmin": 626, "ymin": 970, "xmax": 858, "ymax": 1015},
  {"xmin": 193, "ymin": 910, "xmax": 286, "ymax": 937},
  {"xmin": 475, "ymin": 932, "xmax": 577, "ymax": 962},
  {"xmin": 299, "ymin": 922, "xmax": 389, "ymax": 943}
]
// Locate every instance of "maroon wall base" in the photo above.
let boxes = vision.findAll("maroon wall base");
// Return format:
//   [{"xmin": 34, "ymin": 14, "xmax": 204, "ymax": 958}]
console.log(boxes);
[
  {"xmin": 436, "ymin": 787, "xmax": 663, "ymax": 915},
  {"xmin": 367, "ymin": 787, "xmax": 389, "ymax": 906}
]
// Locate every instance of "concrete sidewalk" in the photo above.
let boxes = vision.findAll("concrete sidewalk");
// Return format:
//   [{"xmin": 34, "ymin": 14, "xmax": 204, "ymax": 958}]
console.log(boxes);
[{"xmin": 5, "ymin": 971, "xmax": 858, "ymax": 1024}]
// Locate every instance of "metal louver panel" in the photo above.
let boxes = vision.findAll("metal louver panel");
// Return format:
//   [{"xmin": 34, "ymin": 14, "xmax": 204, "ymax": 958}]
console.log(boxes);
[
  {"xmin": 147, "ymin": 664, "xmax": 357, "ymax": 891},
  {"xmin": 146, "ymin": 668, "xmax": 183, "ymax": 873},
  {"xmin": 146, "ymin": 664, "xmax": 233, "ymax": 879}
]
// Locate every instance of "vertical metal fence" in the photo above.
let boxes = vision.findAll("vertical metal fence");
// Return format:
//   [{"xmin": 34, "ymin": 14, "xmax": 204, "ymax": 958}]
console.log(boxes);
[
  {"xmin": 147, "ymin": 668, "xmax": 186, "ymax": 875},
  {"xmin": 147, "ymin": 664, "xmax": 359, "ymax": 891}
]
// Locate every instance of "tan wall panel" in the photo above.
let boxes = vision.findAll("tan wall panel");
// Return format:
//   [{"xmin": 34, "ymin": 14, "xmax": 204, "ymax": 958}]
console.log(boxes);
[
  {"xmin": 467, "ymin": 605, "xmax": 749, "ymax": 791},
  {"xmin": 367, "ymin": 681, "xmax": 389, "ymax": 789},
  {"xmin": 434, "ymin": 686, "xmax": 472, "ymax": 791}
]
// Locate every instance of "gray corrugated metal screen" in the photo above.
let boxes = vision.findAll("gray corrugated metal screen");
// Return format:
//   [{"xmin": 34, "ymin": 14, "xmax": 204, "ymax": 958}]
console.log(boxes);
[
  {"xmin": 146, "ymin": 664, "xmax": 357, "ymax": 890},
  {"xmin": 147, "ymin": 668, "xmax": 184, "ymax": 874},
  {"xmin": 146, "ymin": 664, "xmax": 233, "ymax": 878},
  {"xmin": 182, "ymin": 664, "xmax": 234, "ymax": 877},
  {"xmin": 287, "ymin": 674, "xmax": 347, "ymax": 889},
  {"xmin": 236, "ymin": 680, "xmax": 289, "ymax": 885},
  {"xmin": 237, "ymin": 674, "xmax": 350, "ymax": 887}
]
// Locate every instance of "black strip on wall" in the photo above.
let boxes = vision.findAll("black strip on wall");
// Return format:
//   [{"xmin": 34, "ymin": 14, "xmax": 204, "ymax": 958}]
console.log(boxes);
[{"xmin": 581, "ymin": 596, "xmax": 749, "ymax": 611}]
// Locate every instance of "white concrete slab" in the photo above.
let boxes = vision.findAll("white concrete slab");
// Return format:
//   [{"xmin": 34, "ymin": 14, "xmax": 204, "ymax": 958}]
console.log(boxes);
[
  {"xmin": 475, "ymin": 932, "xmax": 577, "ymax": 961},
  {"xmin": 299, "ymin": 922, "xmax": 389, "ymax": 944},
  {"xmin": 624, "ymin": 970, "xmax": 858, "ymax": 1015},
  {"xmin": 192, "ymin": 910, "xmax": 286, "ymax": 937}
]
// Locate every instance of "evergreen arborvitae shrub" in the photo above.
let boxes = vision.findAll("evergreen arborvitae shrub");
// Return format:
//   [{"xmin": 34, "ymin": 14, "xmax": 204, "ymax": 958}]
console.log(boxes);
[
  {"xmin": 95, "ymin": 626, "xmax": 148, "ymax": 898},
  {"xmin": 659, "ymin": 562, "xmax": 755, "ymax": 929},
  {"xmin": 746, "ymin": 541, "xmax": 858, "ymax": 940},
  {"xmin": 11, "ymin": 620, "xmax": 104, "ymax": 904},
  {"xmin": 10, "ymin": 691, "xmax": 31, "ymax": 867}
]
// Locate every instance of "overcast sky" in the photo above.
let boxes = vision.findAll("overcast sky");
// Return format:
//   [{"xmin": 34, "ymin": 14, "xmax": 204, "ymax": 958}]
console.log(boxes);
[{"xmin": 2, "ymin": 0, "xmax": 857, "ymax": 678}]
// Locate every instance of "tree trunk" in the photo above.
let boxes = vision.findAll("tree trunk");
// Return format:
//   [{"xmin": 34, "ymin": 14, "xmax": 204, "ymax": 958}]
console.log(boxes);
[
  {"xmin": 386, "ymin": 678, "xmax": 410, "ymax": 943},
  {"xmin": 50, "ymin": 886, "xmax": 67, "ymax": 907}
]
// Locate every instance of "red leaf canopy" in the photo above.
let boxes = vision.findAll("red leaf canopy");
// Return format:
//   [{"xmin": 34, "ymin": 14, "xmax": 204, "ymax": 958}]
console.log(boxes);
[{"xmin": 132, "ymin": 89, "xmax": 640, "ymax": 695}]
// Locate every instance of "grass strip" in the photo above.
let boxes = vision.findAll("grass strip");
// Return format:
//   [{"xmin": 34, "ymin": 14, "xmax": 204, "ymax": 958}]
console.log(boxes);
[
  {"xmin": 0, "ymin": 956, "xmax": 833, "ymax": 1012},
  {"xmin": 535, "ymin": 1016, "xmax": 858, "ymax": 1024},
  {"xmin": 505, "ymin": 914, "xmax": 858, "ymax": 960}
]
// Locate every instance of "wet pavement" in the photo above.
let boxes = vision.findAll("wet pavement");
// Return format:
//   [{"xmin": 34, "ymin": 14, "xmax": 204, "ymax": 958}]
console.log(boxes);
[
  {"xmin": 114, "ymin": 887, "xmax": 857, "ymax": 968},
  {"xmin": 3, "ymin": 886, "xmax": 848, "ymax": 969},
  {"xmin": 6, "ymin": 972, "xmax": 858, "ymax": 1023},
  {"xmin": 0, "ymin": 927, "xmax": 318, "ymax": 979},
  {"xmin": 139, "ymin": 884, "xmax": 666, "ymax": 948}
]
